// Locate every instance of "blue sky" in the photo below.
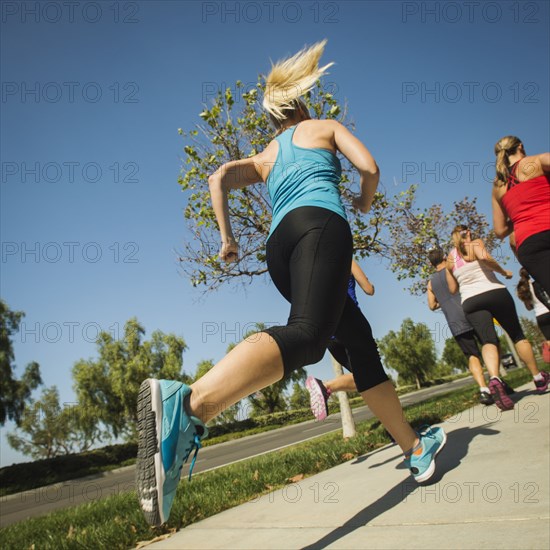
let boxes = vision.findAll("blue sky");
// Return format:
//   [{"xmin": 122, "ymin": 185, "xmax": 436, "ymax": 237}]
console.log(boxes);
[{"xmin": 1, "ymin": 0, "xmax": 549, "ymax": 467}]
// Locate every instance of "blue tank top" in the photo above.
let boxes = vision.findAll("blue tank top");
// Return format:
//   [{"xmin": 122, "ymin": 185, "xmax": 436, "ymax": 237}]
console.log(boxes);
[
  {"xmin": 348, "ymin": 276, "xmax": 359, "ymax": 306},
  {"xmin": 266, "ymin": 124, "xmax": 346, "ymax": 237}
]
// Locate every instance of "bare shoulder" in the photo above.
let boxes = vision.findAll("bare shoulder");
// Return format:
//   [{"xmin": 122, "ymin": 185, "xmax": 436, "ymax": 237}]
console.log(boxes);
[
  {"xmin": 255, "ymin": 139, "xmax": 280, "ymax": 181},
  {"xmin": 518, "ymin": 154, "xmax": 545, "ymax": 180},
  {"xmin": 319, "ymin": 118, "xmax": 345, "ymax": 135},
  {"xmin": 293, "ymin": 119, "xmax": 338, "ymax": 151},
  {"xmin": 260, "ymin": 138, "xmax": 279, "ymax": 156},
  {"xmin": 470, "ymin": 239, "xmax": 486, "ymax": 259},
  {"xmin": 300, "ymin": 118, "xmax": 340, "ymax": 135}
]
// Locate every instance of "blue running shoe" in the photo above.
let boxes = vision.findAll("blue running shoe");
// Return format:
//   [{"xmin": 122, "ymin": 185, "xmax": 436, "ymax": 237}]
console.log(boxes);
[
  {"xmin": 136, "ymin": 379, "xmax": 208, "ymax": 526},
  {"xmin": 403, "ymin": 426, "xmax": 447, "ymax": 483}
]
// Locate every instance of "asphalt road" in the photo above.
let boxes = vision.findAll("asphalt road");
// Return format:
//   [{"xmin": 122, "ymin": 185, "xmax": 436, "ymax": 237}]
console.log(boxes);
[{"xmin": 0, "ymin": 376, "xmax": 477, "ymax": 527}]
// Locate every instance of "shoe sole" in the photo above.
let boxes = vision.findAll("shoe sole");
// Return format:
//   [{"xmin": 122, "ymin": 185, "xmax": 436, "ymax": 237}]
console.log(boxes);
[
  {"xmin": 489, "ymin": 381, "xmax": 514, "ymax": 411},
  {"xmin": 480, "ymin": 398, "xmax": 494, "ymax": 406},
  {"xmin": 306, "ymin": 376, "xmax": 328, "ymax": 421},
  {"xmin": 136, "ymin": 379, "xmax": 165, "ymax": 526},
  {"xmin": 414, "ymin": 430, "xmax": 447, "ymax": 484},
  {"xmin": 535, "ymin": 374, "xmax": 549, "ymax": 393}
]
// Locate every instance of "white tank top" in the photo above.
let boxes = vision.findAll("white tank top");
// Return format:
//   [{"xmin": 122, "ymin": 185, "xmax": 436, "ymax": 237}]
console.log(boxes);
[
  {"xmin": 529, "ymin": 280, "xmax": 550, "ymax": 317},
  {"xmin": 450, "ymin": 247, "xmax": 505, "ymax": 303}
]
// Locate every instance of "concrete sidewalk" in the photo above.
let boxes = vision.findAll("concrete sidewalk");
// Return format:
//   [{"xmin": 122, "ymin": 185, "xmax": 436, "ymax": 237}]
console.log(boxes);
[{"xmin": 143, "ymin": 383, "xmax": 549, "ymax": 549}]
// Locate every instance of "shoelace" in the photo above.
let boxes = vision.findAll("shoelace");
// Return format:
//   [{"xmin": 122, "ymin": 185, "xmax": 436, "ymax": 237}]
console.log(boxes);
[
  {"xmin": 416, "ymin": 424, "xmax": 434, "ymax": 439},
  {"xmin": 184, "ymin": 433, "xmax": 203, "ymax": 481}
]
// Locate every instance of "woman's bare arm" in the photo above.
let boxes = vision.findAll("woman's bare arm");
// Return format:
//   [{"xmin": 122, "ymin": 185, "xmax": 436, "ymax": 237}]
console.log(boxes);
[
  {"xmin": 351, "ymin": 259, "xmax": 374, "ymax": 295},
  {"xmin": 537, "ymin": 152, "xmax": 550, "ymax": 175},
  {"xmin": 492, "ymin": 188, "xmax": 513, "ymax": 239},
  {"xmin": 208, "ymin": 153, "xmax": 266, "ymax": 261},
  {"xmin": 445, "ymin": 258, "xmax": 459, "ymax": 294},
  {"xmin": 332, "ymin": 121, "xmax": 379, "ymax": 213},
  {"xmin": 471, "ymin": 239, "xmax": 512, "ymax": 279}
]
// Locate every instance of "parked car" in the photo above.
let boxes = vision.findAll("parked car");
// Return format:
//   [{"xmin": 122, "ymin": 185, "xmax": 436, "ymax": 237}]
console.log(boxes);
[{"xmin": 501, "ymin": 353, "xmax": 517, "ymax": 369}]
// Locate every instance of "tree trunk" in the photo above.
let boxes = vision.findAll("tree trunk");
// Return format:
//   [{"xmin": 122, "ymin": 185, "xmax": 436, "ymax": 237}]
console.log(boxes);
[
  {"xmin": 415, "ymin": 374, "xmax": 421, "ymax": 390},
  {"xmin": 330, "ymin": 356, "xmax": 356, "ymax": 438}
]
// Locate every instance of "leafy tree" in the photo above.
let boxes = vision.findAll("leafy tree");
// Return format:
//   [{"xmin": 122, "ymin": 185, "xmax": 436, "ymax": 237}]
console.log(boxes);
[
  {"xmin": 192, "ymin": 359, "xmax": 241, "ymax": 425},
  {"xmin": 177, "ymin": 79, "xmax": 390, "ymax": 291},
  {"xmin": 6, "ymin": 386, "xmax": 101, "ymax": 459},
  {"xmin": 441, "ymin": 337, "xmax": 469, "ymax": 372},
  {"xmin": 431, "ymin": 361, "xmax": 454, "ymax": 379},
  {"xmin": 288, "ymin": 382, "xmax": 310, "ymax": 410},
  {"xmin": 0, "ymin": 300, "xmax": 42, "ymax": 425},
  {"xmin": 194, "ymin": 359, "xmax": 216, "ymax": 380},
  {"xmin": 72, "ymin": 318, "xmax": 190, "ymax": 440},
  {"xmin": 379, "ymin": 186, "xmax": 502, "ymax": 295},
  {"xmin": 248, "ymin": 386, "xmax": 288, "ymax": 416},
  {"xmin": 177, "ymin": 80, "xmax": 496, "ymax": 299},
  {"xmin": 378, "ymin": 318, "xmax": 438, "ymax": 389}
]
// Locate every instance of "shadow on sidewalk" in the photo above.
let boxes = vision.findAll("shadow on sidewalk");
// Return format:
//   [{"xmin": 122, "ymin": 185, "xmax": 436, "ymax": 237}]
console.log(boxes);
[
  {"xmin": 511, "ymin": 388, "xmax": 548, "ymax": 400},
  {"xmin": 301, "ymin": 424, "xmax": 499, "ymax": 550},
  {"xmin": 350, "ymin": 442, "xmax": 397, "ymax": 466}
]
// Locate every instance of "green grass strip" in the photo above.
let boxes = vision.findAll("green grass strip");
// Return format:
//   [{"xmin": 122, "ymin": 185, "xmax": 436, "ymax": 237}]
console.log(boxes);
[{"xmin": 0, "ymin": 369, "xmax": 533, "ymax": 550}]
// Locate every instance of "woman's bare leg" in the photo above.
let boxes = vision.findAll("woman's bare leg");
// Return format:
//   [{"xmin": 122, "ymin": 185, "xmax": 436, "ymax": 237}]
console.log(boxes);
[
  {"xmin": 481, "ymin": 343, "xmax": 501, "ymax": 378},
  {"xmin": 468, "ymin": 355, "xmax": 487, "ymax": 387},
  {"xmin": 188, "ymin": 332, "xmax": 284, "ymax": 423},
  {"xmin": 514, "ymin": 339, "xmax": 540, "ymax": 376},
  {"xmin": 325, "ymin": 373, "xmax": 357, "ymax": 393},
  {"xmin": 361, "ymin": 380, "xmax": 418, "ymax": 453},
  {"xmin": 187, "ymin": 336, "xmax": 421, "ymax": 455}
]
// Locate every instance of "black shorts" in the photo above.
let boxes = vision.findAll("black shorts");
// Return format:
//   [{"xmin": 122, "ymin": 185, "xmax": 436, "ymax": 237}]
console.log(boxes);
[
  {"xmin": 462, "ymin": 288, "xmax": 525, "ymax": 346},
  {"xmin": 454, "ymin": 330, "xmax": 482, "ymax": 359},
  {"xmin": 537, "ymin": 312, "xmax": 550, "ymax": 340},
  {"xmin": 518, "ymin": 230, "xmax": 550, "ymax": 298}
]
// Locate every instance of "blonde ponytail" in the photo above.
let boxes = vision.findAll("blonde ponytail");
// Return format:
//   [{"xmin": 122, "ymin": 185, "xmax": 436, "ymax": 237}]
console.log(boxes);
[
  {"xmin": 451, "ymin": 224, "xmax": 469, "ymax": 258},
  {"xmin": 517, "ymin": 268, "xmax": 534, "ymax": 311},
  {"xmin": 493, "ymin": 135, "xmax": 522, "ymax": 188},
  {"xmin": 262, "ymin": 40, "xmax": 334, "ymax": 124}
]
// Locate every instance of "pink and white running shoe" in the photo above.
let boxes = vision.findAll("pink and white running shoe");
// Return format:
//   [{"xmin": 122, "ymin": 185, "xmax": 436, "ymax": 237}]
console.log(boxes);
[
  {"xmin": 305, "ymin": 376, "xmax": 331, "ymax": 421},
  {"xmin": 489, "ymin": 377, "xmax": 515, "ymax": 411}
]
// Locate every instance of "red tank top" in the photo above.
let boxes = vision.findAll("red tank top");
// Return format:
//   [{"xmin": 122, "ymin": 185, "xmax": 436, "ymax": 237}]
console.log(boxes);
[{"xmin": 501, "ymin": 161, "xmax": 550, "ymax": 249}]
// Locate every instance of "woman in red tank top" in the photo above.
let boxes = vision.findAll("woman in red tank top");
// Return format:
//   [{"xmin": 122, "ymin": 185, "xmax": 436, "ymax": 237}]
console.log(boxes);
[{"xmin": 492, "ymin": 135, "xmax": 550, "ymax": 296}]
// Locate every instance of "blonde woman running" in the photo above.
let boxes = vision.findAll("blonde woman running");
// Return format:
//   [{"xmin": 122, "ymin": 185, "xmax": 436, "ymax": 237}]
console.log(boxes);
[
  {"xmin": 446, "ymin": 226, "xmax": 548, "ymax": 411},
  {"xmin": 136, "ymin": 41, "xmax": 446, "ymax": 527}
]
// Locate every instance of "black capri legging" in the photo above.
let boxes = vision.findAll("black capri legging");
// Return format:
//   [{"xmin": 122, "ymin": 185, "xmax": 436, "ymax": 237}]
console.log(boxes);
[
  {"xmin": 536, "ymin": 312, "xmax": 550, "ymax": 340},
  {"xmin": 264, "ymin": 206, "xmax": 388, "ymax": 392},
  {"xmin": 327, "ymin": 299, "xmax": 389, "ymax": 393},
  {"xmin": 462, "ymin": 288, "xmax": 526, "ymax": 346},
  {"xmin": 517, "ymin": 230, "xmax": 550, "ymax": 298}
]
